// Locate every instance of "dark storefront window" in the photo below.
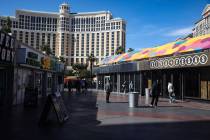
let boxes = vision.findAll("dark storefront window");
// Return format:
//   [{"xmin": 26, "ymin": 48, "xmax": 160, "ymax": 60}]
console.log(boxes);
[
  {"xmin": 111, "ymin": 74, "xmax": 117, "ymax": 92},
  {"xmin": 134, "ymin": 73, "xmax": 140, "ymax": 92},
  {"xmin": 184, "ymin": 69, "xmax": 199, "ymax": 98},
  {"xmin": 120, "ymin": 73, "xmax": 125, "ymax": 92}
]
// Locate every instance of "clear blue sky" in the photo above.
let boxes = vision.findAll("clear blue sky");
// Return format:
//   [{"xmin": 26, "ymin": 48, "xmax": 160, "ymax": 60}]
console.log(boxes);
[{"xmin": 0, "ymin": 0, "xmax": 209, "ymax": 51}]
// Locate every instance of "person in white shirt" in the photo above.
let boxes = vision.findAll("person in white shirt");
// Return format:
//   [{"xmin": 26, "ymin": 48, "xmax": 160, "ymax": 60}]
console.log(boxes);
[{"xmin": 168, "ymin": 82, "xmax": 175, "ymax": 103}]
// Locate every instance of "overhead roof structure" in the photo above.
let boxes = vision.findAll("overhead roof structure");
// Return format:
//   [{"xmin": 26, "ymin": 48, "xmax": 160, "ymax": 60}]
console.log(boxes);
[{"xmin": 100, "ymin": 34, "xmax": 210, "ymax": 65}]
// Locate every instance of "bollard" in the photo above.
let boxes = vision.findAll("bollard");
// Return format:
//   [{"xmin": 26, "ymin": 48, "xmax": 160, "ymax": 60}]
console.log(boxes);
[{"xmin": 145, "ymin": 88, "xmax": 150, "ymax": 105}]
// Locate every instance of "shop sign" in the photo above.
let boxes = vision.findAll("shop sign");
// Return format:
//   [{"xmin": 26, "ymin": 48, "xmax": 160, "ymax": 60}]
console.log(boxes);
[
  {"xmin": 148, "ymin": 52, "xmax": 210, "ymax": 70},
  {"xmin": 0, "ymin": 31, "xmax": 15, "ymax": 63},
  {"xmin": 26, "ymin": 51, "xmax": 40, "ymax": 67},
  {"xmin": 41, "ymin": 57, "xmax": 51, "ymax": 70}
]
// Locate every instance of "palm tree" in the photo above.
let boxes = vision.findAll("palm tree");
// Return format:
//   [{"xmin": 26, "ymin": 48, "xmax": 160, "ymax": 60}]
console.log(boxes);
[
  {"xmin": 127, "ymin": 48, "xmax": 134, "ymax": 52},
  {"xmin": 87, "ymin": 53, "xmax": 96, "ymax": 78},
  {"xmin": 59, "ymin": 56, "xmax": 65, "ymax": 63},
  {"xmin": 40, "ymin": 44, "xmax": 52, "ymax": 55},
  {"xmin": 115, "ymin": 46, "xmax": 125, "ymax": 55},
  {"xmin": 1, "ymin": 17, "xmax": 12, "ymax": 34}
]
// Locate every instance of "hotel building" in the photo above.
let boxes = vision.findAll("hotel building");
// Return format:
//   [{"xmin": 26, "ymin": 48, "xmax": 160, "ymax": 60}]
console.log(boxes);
[
  {"xmin": 194, "ymin": 4, "xmax": 210, "ymax": 37},
  {"xmin": 0, "ymin": 3, "xmax": 126, "ymax": 65}
]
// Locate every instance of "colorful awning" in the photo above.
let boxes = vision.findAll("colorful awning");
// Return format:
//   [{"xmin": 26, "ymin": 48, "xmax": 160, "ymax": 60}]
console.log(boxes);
[{"xmin": 100, "ymin": 34, "xmax": 210, "ymax": 65}]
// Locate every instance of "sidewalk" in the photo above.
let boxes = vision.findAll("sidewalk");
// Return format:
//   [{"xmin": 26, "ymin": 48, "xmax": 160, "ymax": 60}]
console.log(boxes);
[{"xmin": 0, "ymin": 89, "xmax": 210, "ymax": 140}]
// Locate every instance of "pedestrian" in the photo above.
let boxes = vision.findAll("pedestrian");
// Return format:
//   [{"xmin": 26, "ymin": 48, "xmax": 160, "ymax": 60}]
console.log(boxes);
[
  {"xmin": 150, "ymin": 79, "xmax": 161, "ymax": 108},
  {"xmin": 68, "ymin": 81, "xmax": 72, "ymax": 93},
  {"xmin": 105, "ymin": 80, "xmax": 112, "ymax": 103},
  {"xmin": 76, "ymin": 79, "xmax": 81, "ymax": 93},
  {"xmin": 129, "ymin": 81, "xmax": 134, "ymax": 92},
  {"xmin": 80, "ymin": 80, "xmax": 85, "ymax": 93},
  {"xmin": 122, "ymin": 81, "xmax": 127, "ymax": 93},
  {"xmin": 168, "ymin": 82, "xmax": 175, "ymax": 103}
]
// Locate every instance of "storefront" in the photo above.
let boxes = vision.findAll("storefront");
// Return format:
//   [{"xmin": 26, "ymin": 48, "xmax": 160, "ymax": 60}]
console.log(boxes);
[
  {"xmin": 138, "ymin": 50, "xmax": 210, "ymax": 100},
  {"xmin": 15, "ymin": 43, "xmax": 64, "ymax": 105},
  {"xmin": 0, "ymin": 31, "xmax": 16, "ymax": 108},
  {"xmin": 94, "ymin": 34, "xmax": 210, "ymax": 101}
]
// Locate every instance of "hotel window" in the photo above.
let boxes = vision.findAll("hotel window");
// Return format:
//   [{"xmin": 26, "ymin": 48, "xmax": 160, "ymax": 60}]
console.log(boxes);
[
  {"xmin": 91, "ymin": 33, "xmax": 95, "ymax": 55},
  {"xmin": 111, "ymin": 32, "xmax": 114, "ymax": 55},
  {"xmin": 81, "ymin": 34, "xmax": 84, "ymax": 56},
  {"xmin": 101, "ymin": 33, "xmax": 104, "ymax": 56},
  {"xmin": 76, "ymin": 58, "xmax": 79, "ymax": 63},
  {"xmin": 13, "ymin": 30, "xmax": 17, "ymax": 39},
  {"xmin": 30, "ymin": 16, "xmax": 35, "ymax": 30},
  {"xmin": 76, "ymin": 34, "xmax": 79, "ymax": 56},
  {"xmin": 19, "ymin": 15, "xmax": 24, "ymax": 29},
  {"xmin": 61, "ymin": 33, "xmax": 65, "ymax": 55},
  {"xmin": 106, "ymin": 23, "xmax": 110, "ymax": 30},
  {"xmin": 52, "ymin": 34, "xmax": 56, "ymax": 54},
  {"xmin": 71, "ymin": 34, "xmax": 75, "ymax": 56},
  {"xmin": 31, "ymin": 32, "xmax": 34, "ymax": 47},
  {"xmin": 106, "ymin": 32, "xmax": 109, "ymax": 56},
  {"xmin": 42, "ymin": 33, "xmax": 45, "ymax": 45},
  {"xmin": 66, "ymin": 34, "xmax": 69, "ymax": 56},
  {"xmin": 19, "ymin": 31, "xmax": 23, "ymax": 42},
  {"xmin": 96, "ymin": 33, "xmax": 99, "ymax": 56},
  {"xmin": 25, "ymin": 32, "xmax": 29, "ymax": 44},
  {"xmin": 86, "ymin": 33, "xmax": 90, "ymax": 55},
  {"xmin": 47, "ymin": 33, "xmax": 51, "ymax": 46},
  {"xmin": 25, "ymin": 16, "xmax": 30, "ymax": 30},
  {"xmin": 36, "ymin": 17, "xmax": 41, "ymax": 30},
  {"xmin": 41, "ymin": 17, "xmax": 46, "ymax": 31},
  {"xmin": 81, "ymin": 58, "xmax": 84, "ymax": 64},
  {"xmin": 71, "ymin": 58, "xmax": 74, "ymax": 65},
  {"xmin": 36, "ymin": 33, "xmax": 40, "ymax": 49},
  {"xmin": 117, "ymin": 31, "xmax": 120, "ymax": 48}
]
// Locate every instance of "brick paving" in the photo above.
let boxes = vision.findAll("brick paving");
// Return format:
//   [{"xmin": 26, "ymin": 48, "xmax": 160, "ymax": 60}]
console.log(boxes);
[
  {"xmin": 95, "ymin": 92, "xmax": 210, "ymax": 126},
  {"xmin": 1, "ymin": 89, "xmax": 210, "ymax": 140}
]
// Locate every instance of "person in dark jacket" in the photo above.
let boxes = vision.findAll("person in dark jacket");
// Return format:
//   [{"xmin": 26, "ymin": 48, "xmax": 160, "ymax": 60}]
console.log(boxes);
[
  {"xmin": 105, "ymin": 80, "xmax": 112, "ymax": 103},
  {"xmin": 150, "ymin": 79, "xmax": 161, "ymax": 108}
]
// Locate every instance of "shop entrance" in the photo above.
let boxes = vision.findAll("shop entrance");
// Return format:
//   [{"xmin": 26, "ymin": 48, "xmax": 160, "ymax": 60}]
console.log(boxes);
[{"xmin": 184, "ymin": 69, "xmax": 199, "ymax": 99}]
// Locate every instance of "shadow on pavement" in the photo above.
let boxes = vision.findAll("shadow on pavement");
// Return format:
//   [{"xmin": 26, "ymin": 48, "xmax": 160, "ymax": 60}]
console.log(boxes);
[{"xmin": 0, "ymin": 90, "xmax": 210, "ymax": 140}]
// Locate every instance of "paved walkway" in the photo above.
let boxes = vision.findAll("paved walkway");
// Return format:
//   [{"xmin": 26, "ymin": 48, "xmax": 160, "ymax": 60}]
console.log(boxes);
[{"xmin": 1, "ymin": 90, "xmax": 210, "ymax": 140}]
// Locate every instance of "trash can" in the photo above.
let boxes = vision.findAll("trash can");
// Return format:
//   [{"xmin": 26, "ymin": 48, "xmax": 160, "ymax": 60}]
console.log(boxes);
[
  {"xmin": 129, "ymin": 92, "xmax": 139, "ymax": 108},
  {"xmin": 145, "ymin": 88, "xmax": 150, "ymax": 105}
]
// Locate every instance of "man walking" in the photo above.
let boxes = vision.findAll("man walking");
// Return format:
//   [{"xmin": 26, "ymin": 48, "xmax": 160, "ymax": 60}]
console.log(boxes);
[
  {"xmin": 105, "ymin": 80, "xmax": 112, "ymax": 103},
  {"xmin": 150, "ymin": 79, "xmax": 161, "ymax": 108}
]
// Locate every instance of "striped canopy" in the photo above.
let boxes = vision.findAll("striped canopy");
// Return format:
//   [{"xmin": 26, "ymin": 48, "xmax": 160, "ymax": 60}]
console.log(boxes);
[{"xmin": 100, "ymin": 34, "xmax": 210, "ymax": 65}]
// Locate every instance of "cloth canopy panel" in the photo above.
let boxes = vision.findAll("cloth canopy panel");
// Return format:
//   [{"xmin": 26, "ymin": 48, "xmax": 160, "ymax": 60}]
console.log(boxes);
[{"xmin": 100, "ymin": 34, "xmax": 210, "ymax": 65}]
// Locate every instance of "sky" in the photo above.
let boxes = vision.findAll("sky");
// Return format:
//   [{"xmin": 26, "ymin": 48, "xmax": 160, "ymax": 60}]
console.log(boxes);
[{"xmin": 0, "ymin": 0, "xmax": 209, "ymax": 51}]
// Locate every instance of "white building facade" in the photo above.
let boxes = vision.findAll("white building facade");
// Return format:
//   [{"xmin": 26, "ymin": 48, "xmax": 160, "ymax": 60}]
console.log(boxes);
[
  {"xmin": 0, "ymin": 3, "xmax": 126, "ymax": 65},
  {"xmin": 194, "ymin": 4, "xmax": 210, "ymax": 37}
]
